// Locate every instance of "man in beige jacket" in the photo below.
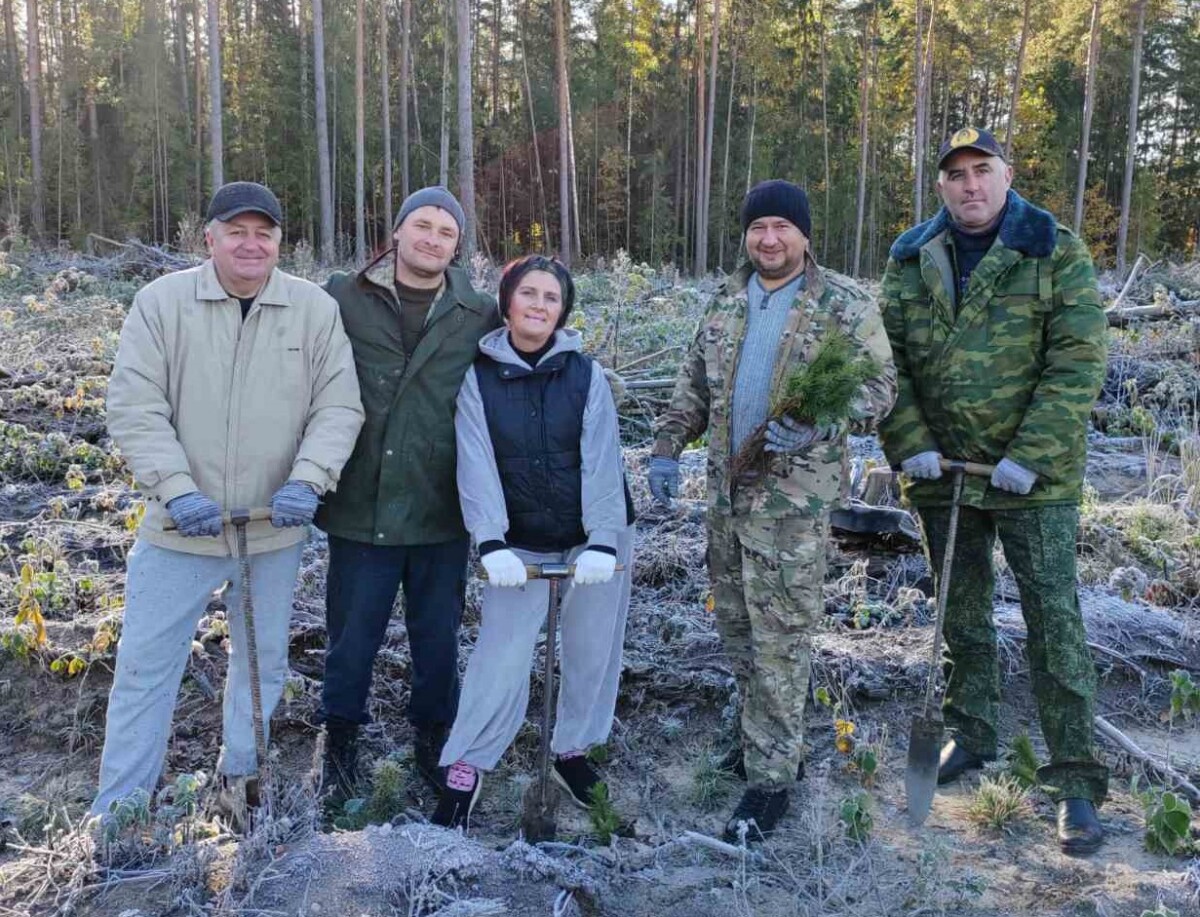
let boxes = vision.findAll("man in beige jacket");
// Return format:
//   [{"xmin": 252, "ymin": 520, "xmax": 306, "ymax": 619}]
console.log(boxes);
[{"xmin": 90, "ymin": 182, "xmax": 363, "ymax": 817}]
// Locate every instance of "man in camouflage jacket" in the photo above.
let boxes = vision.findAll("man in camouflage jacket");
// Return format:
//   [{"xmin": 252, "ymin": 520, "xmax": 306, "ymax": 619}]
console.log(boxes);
[
  {"xmin": 650, "ymin": 181, "xmax": 895, "ymax": 842},
  {"xmin": 878, "ymin": 128, "xmax": 1109, "ymax": 854}
]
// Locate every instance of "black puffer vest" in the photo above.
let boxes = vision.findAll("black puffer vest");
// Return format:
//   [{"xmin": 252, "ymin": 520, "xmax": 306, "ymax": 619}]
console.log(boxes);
[{"xmin": 475, "ymin": 349, "xmax": 593, "ymax": 552}]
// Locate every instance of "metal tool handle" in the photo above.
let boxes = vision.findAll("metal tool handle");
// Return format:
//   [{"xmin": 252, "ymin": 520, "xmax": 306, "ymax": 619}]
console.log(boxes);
[
  {"xmin": 923, "ymin": 466, "xmax": 965, "ymax": 717},
  {"xmin": 480, "ymin": 563, "xmax": 627, "ymax": 582},
  {"xmin": 537, "ymin": 578, "xmax": 561, "ymax": 814},
  {"xmin": 163, "ymin": 506, "xmax": 273, "ymax": 532},
  {"xmin": 937, "ymin": 459, "xmax": 997, "ymax": 477}
]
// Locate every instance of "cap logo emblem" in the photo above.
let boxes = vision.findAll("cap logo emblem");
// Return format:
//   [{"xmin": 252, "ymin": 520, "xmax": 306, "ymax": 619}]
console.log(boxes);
[{"xmin": 951, "ymin": 127, "xmax": 980, "ymax": 148}]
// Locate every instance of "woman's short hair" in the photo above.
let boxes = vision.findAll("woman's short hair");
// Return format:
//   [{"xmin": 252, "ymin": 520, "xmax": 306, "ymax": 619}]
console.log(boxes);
[{"xmin": 497, "ymin": 255, "xmax": 576, "ymax": 329}]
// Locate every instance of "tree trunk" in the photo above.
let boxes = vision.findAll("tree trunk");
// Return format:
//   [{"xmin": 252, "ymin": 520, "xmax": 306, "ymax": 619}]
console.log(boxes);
[
  {"xmin": 380, "ymin": 0, "xmax": 393, "ymax": 232},
  {"xmin": 313, "ymin": 0, "xmax": 334, "ymax": 262},
  {"xmin": 699, "ymin": 0, "xmax": 719, "ymax": 274},
  {"xmin": 1116, "ymin": 0, "xmax": 1146, "ymax": 275},
  {"xmin": 519, "ymin": 7, "xmax": 550, "ymax": 251},
  {"xmin": 3, "ymin": 0, "xmax": 22, "ymax": 149},
  {"xmin": 819, "ymin": 0, "xmax": 830, "ymax": 262},
  {"xmin": 456, "ymin": 0, "xmax": 477, "ymax": 260},
  {"xmin": 399, "ymin": 0, "xmax": 411, "ymax": 198},
  {"xmin": 440, "ymin": 0, "xmax": 450, "ymax": 188},
  {"xmin": 206, "ymin": 0, "xmax": 223, "ymax": 189},
  {"xmin": 193, "ymin": 0, "xmax": 202, "ymax": 210},
  {"xmin": 554, "ymin": 0, "xmax": 571, "ymax": 264},
  {"xmin": 718, "ymin": 29, "xmax": 737, "ymax": 271},
  {"xmin": 691, "ymin": 0, "xmax": 706, "ymax": 275},
  {"xmin": 851, "ymin": 4, "xmax": 873, "ymax": 278},
  {"xmin": 355, "ymin": 0, "xmax": 366, "ymax": 264},
  {"xmin": 175, "ymin": 0, "xmax": 190, "ymax": 132},
  {"xmin": 1004, "ymin": 0, "xmax": 1030, "ymax": 158},
  {"xmin": 1073, "ymin": 0, "xmax": 1101, "ymax": 234},
  {"xmin": 913, "ymin": 0, "xmax": 924, "ymax": 222},
  {"xmin": 25, "ymin": 0, "xmax": 44, "ymax": 238}
]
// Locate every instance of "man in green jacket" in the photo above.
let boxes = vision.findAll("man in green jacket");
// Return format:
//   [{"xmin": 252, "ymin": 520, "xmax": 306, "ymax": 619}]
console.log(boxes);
[
  {"xmin": 878, "ymin": 128, "xmax": 1109, "ymax": 854},
  {"xmin": 316, "ymin": 187, "xmax": 501, "ymax": 793}
]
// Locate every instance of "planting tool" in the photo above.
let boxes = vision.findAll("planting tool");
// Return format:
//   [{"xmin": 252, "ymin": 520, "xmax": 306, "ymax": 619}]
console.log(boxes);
[
  {"xmin": 905, "ymin": 460, "xmax": 994, "ymax": 826},
  {"xmin": 519, "ymin": 562, "xmax": 574, "ymax": 843}
]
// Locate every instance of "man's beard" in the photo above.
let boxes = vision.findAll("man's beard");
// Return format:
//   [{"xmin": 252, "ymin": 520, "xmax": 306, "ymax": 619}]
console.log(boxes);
[{"xmin": 751, "ymin": 253, "xmax": 803, "ymax": 280}]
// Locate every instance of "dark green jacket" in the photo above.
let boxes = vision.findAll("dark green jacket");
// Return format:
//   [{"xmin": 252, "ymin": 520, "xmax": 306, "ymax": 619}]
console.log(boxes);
[
  {"xmin": 878, "ymin": 190, "xmax": 1108, "ymax": 509},
  {"xmin": 316, "ymin": 251, "xmax": 501, "ymax": 544}
]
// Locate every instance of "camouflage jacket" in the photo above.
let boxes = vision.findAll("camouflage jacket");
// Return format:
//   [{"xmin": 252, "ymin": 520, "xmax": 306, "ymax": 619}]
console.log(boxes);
[
  {"xmin": 877, "ymin": 190, "xmax": 1108, "ymax": 509},
  {"xmin": 653, "ymin": 257, "xmax": 896, "ymax": 518}
]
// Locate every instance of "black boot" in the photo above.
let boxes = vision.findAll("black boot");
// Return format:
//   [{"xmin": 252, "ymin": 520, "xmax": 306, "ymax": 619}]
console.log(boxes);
[
  {"xmin": 717, "ymin": 746, "xmax": 805, "ymax": 782},
  {"xmin": 936, "ymin": 739, "xmax": 993, "ymax": 785},
  {"xmin": 1057, "ymin": 798, "xmax": 1104, "ymax": 854},
  {"xmin": 323, "ymin": 717, "xmax": 360, "ymax": 799},
  {"xmin": 414, "ymin": 724, "xmax": 449, "ymax": 794},
  {"xmin": 723, "ymin": 787, "xmax": 790, "ymax": 843}
]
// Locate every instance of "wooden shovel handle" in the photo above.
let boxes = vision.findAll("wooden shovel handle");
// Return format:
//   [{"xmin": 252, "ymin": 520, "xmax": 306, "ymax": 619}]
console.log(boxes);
[
  {"xmin": 163, "ymin": 506, "xmax": 273, "ymax": 532},
  {"xmin": 938, "ymin": 459, "xmax": 997, "ymax": 478}
]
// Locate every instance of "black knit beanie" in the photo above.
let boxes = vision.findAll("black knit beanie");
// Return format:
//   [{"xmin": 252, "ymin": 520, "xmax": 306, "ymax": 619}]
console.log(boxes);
[{"xmin": 741, "ymin": 180, "xmax": 812, "ymax": 239}]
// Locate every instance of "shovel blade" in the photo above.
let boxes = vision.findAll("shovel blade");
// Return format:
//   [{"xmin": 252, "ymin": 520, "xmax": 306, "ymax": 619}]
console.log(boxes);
[
  {"xmin": 520, "ymin": 778, "xmax": 559, "ymax": 843},
  {"xmin": 905, "ymin": 714, "xmax": 944, "ymax": 826}
]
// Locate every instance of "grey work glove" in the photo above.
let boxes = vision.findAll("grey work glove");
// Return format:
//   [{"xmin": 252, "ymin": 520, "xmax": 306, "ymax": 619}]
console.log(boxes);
[
  {"xmin": 166, "ymin": 491, "xmax": 223, "ymax": 537},
  {"xmin": 763, "ymin": 417, "xmax": 839, "ymax": 453},
  {"xmin": 648, "ymin": 456, "xmax": 681, "ymax": 506},
  {"xmin": 990, "ymin": 458, "xmax": 1038, "ymax": 495},
  {"xmin": 270, "ymin": 480, "xmax": 320, "ymax": 527},
  {"xmin": 900, "ymin": 451, "xmax": 943, "ymax": 480}
]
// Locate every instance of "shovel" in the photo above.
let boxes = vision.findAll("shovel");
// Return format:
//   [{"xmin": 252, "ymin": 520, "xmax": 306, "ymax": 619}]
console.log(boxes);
[
  {"xmin": 905, "ymin": 460, "xmax": 994, "ymax": 826},
  {"xmin": 166, "ymin": 506, "xmax": 274, "ymax": 818}
]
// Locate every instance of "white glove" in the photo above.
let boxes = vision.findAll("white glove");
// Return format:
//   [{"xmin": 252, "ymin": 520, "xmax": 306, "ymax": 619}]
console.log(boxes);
[
  {"xmin": 573, "ymin": 549, "xmax": 616, "ymax": 585},
  {"xmin": 900, "ymin": 451, "xmax": 943, "ymax": 480},
  {"xmin": 481, "ymin": 549, "xmax": 527, "ymax": 587},
  {"xmin": 991, "ymin": 458, "xmax": 1038, "ymax": 495}
]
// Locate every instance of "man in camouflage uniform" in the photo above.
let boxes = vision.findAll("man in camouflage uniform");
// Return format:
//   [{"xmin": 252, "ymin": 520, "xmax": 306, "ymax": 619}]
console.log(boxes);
[
  {"xmin": 649, "ymin": 180, "xmax": 895, "ymax": 842},
  {"xmin": 878, "ymin": 128, "xmax": 1108, "ymax": 854}
]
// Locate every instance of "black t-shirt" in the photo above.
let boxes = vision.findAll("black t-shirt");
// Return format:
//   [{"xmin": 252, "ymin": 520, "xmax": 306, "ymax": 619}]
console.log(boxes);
[
  {"xmin": 237, "ymin": 296, "xmax": 255, "ymax": 321},
  {"xmin": 395, "ymin": 280, "xmax": 440, "ymax": 357},
  {"xmin": 949, "ymin": 205, "xmax": 1005, "ymax": 307}
]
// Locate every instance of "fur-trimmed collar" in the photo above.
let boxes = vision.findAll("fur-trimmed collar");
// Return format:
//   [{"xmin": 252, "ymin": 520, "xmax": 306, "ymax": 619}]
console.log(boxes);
[{"xmin": 889, "ymin": 189, "xmax": 1058, "ymax": 262}]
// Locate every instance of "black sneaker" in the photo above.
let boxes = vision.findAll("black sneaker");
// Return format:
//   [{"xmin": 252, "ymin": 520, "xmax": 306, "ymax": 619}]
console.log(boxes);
[
  {"xmin": 552, "ymin": 756, "xmax": 602, "ymax": 809},
  {"xmin": 322, "ymin": 717, "xmax": 360, "ymax": 800},
  {"xmin": 414, "ymin": 725, "xmax": 449, "ymax": 794},
  {"xmin": 722, "ymin": 787, "xmax": 790, "ymax": 843},
  {"xmin": 431, "ymin": 769, "xmax": 482, "ymax": 829},
  {"xmin": 717, "ymin": 747, "xmax": 805, "ymax": 782}
]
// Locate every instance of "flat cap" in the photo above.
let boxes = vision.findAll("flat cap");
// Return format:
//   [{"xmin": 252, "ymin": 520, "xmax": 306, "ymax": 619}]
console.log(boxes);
[{"xmin": 206, "ymin": 181, "xmax": 283, "ymax": 226}]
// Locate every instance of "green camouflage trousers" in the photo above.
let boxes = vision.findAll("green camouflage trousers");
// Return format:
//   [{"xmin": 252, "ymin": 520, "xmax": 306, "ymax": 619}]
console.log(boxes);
[
  {"xmin": 918, "ymin": 503, "xmax": 1108, "ymax": 804},
  {"xmin": 707, "ymin": 503, "xmax": 827, "ymax": 790}
]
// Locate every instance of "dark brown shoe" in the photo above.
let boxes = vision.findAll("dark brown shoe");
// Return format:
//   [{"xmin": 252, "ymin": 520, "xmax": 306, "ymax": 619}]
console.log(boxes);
[
  {"xmin": 936, "ymin": 739, "xmax": 993, "ymax": 785},
  {"xmin": 1057, "ymin": 798, "xmax": 1104, "ymax": 854}
]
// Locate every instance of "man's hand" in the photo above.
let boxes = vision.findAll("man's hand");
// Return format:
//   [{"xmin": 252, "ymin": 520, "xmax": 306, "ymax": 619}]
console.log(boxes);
[
  {"xmin": 648, "ymin": 456, "xmax": 681, "ymax": 506},
  {"xmin": 900, "ymin": 451, "xmax": 943, "ymax": 480},
  {"xmin": 991, "ymin": 458, "xmax": 1037, "ymax": 495},
  {"xmin": 763, "ymin": 417, "xmax": 840, "ymax": 453},
  {"xmin": 574, "ymin": 549, "xmax": 616, "ymax": 585},
  {"xmin": 166, "ymin": 492, "xmax": 223, "ymax": 537},
  {"xmin": 481, "ymin": 549, "xmax": 528, "ymax": 587},
  {"xmin": 270, "ymin": 481, "xmax": 320, "ymax": 528}
]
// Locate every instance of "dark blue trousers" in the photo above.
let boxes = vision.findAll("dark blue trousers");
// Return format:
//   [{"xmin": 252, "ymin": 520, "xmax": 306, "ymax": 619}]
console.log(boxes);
[{"xmin": 322, "ymin": 534, "xmax": 468, "ymax": 729}]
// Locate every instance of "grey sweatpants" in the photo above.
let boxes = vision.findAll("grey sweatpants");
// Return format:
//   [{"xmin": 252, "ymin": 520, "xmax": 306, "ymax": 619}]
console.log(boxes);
[
  {"xmin": 90, "ymin": 538, "xmax": 303, "ymax": 815},
  {"xmin": 439, "ymin": 527, "xmax": 634, "ymax": 771}
]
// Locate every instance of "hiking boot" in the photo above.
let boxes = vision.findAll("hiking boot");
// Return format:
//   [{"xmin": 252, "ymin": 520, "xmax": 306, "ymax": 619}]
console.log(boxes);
[
  {"xmin": 414, "ymin": 725, "xmax": 449, "ymax": 794},
  {"xmin": 936, "ymin": 739, "xmax": 993, "ymax": 785},
  {"xmin": 214, "ymin": 773, "xmax": 261, "ymax": 831},
  {"xmin": 1057, "ymin": 798, "xmax": 1104, "ymax": 855},
  {"xmin": 722, "ymin": 787, "xmax": 790, "ymax": 844},
  {"xmin": 717, "ymin": 746, "xmax": 805, "ymax": 783},
  {"xmin": 323, "ymin": 716, "xmax": 360, "ymax": 799},
  {"xmin": 552, "ymin": 755, "xmax": 603, "ymax": 809},
  {"xmin": 431, "ymin": 762, "xmax": 481, "ymax": 829}
]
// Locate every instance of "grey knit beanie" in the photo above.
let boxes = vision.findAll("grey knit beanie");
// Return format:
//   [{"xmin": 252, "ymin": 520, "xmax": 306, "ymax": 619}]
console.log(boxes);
[{"xmin": 393, "ymin": 186, "xmax": 465, "ymax": 233}]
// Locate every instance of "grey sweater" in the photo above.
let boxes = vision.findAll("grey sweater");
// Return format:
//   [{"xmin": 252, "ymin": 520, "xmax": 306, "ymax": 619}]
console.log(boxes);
[
  {"xmin": 730, "ymin": 273, "xmax": 806, "ymax": 452},
  {"xmin": 454, "ymin": 327, "xmax": 629, "ymax": 552}
]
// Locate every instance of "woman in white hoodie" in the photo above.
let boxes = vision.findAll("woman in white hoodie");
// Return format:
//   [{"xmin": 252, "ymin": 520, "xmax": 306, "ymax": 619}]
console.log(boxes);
[{"xmin": 432, "ymin": 255, "xmax": 635, "ymax": 829}]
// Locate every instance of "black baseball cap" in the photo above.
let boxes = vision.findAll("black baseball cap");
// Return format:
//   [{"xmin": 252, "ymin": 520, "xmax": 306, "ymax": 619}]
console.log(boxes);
[
  {"xmin": 937, "ymin": 127, "xmax": 1006, "ymax": 169},
  {"xmin": 206, "ymin": 181, "xmax": 283, "ymax": 226}
]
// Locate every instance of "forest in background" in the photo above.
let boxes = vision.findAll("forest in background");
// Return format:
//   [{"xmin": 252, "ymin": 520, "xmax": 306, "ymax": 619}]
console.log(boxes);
[{"xmin": 0, "ymin": 0, "xmax": 1193, "ymax": 278}]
